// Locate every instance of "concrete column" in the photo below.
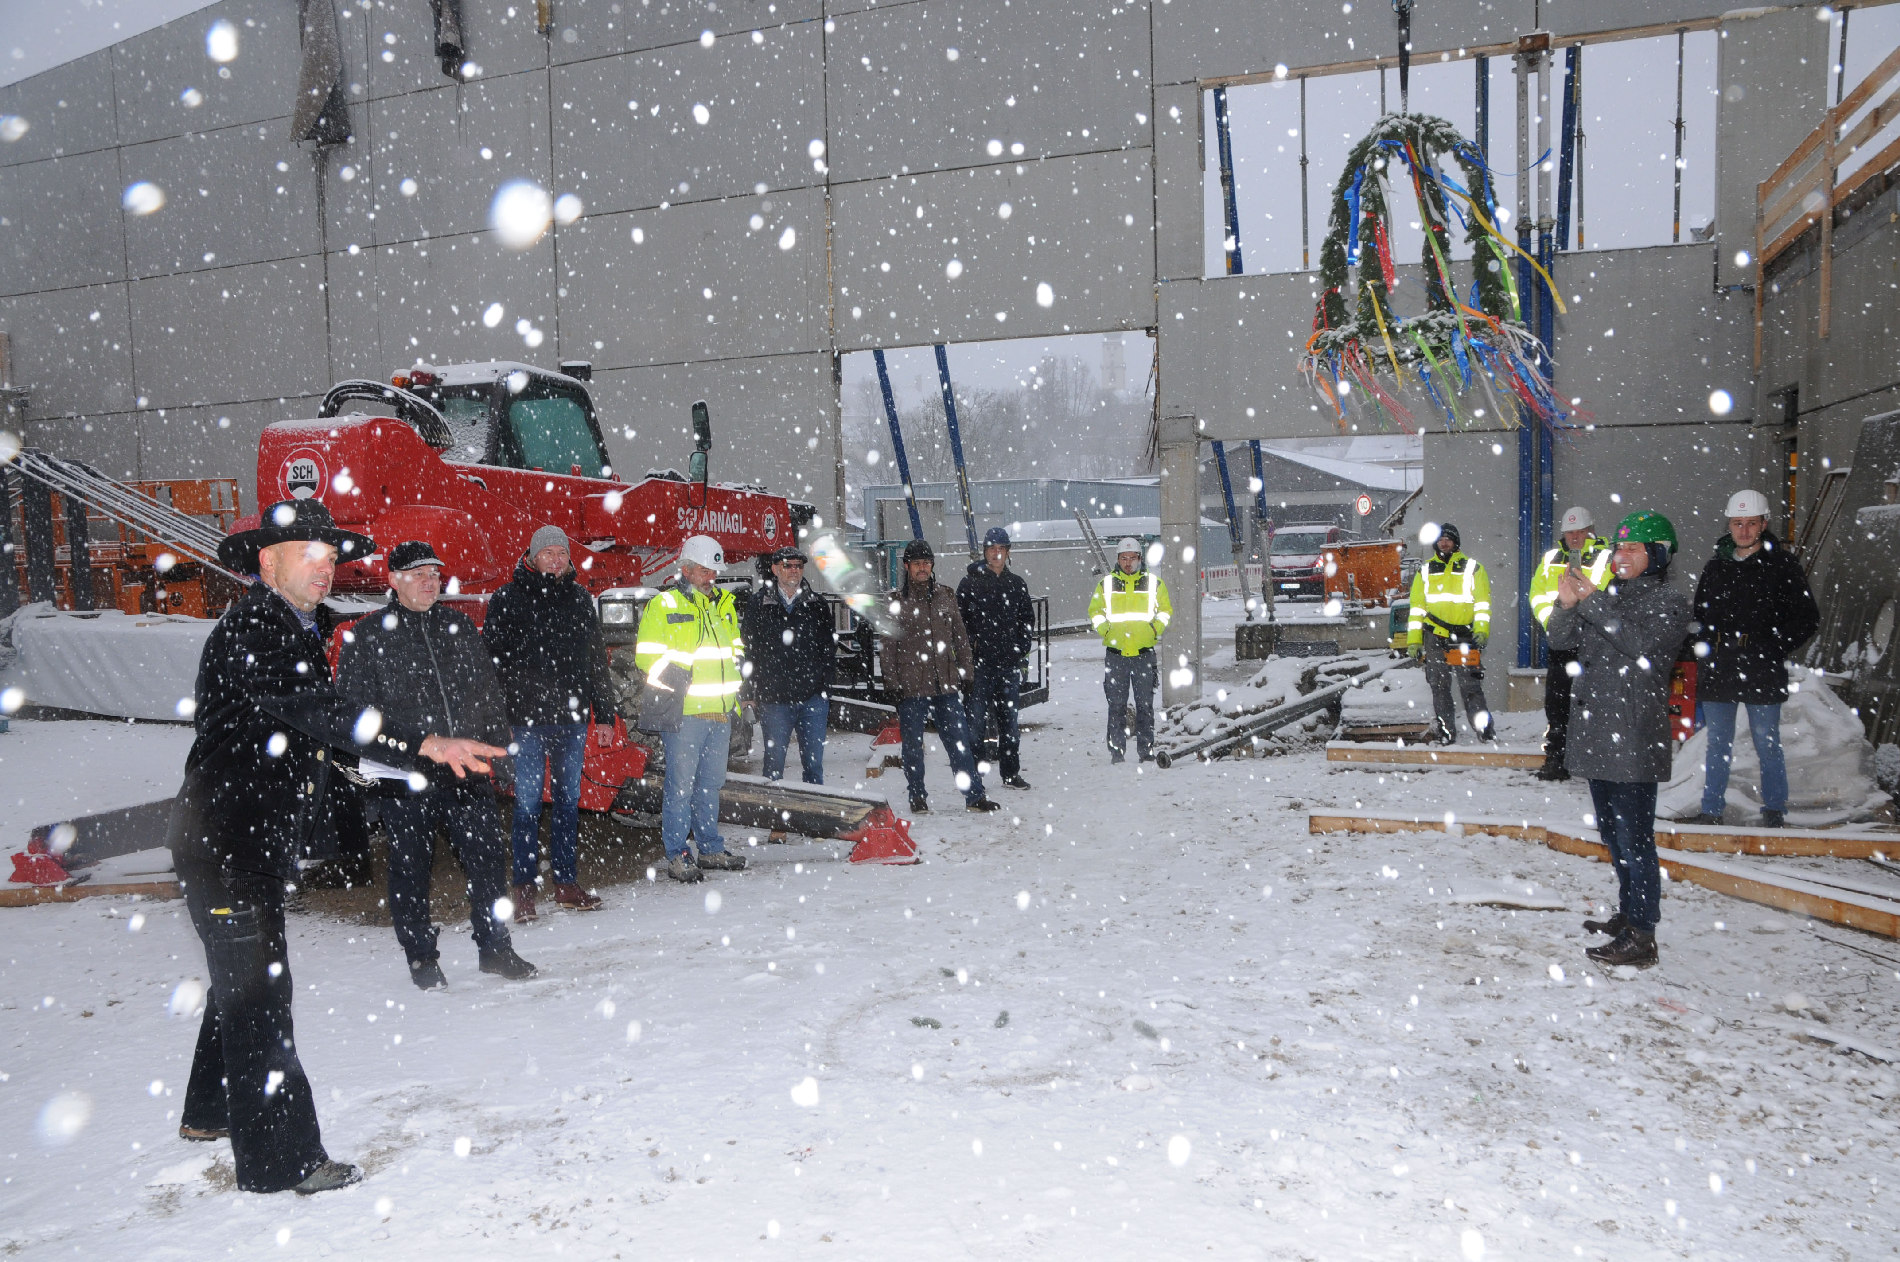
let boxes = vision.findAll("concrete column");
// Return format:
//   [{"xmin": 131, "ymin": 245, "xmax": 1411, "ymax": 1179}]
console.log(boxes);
[{"xmin": 1158, "ymin": 413, "xmax": 1202, "ymax": 706}]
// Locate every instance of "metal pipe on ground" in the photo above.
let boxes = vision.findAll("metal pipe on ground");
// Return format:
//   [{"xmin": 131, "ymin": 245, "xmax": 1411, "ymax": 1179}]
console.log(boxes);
[{"xmin": 1156, "ymin": 657, "xmax": 1417, "ymax": 767}]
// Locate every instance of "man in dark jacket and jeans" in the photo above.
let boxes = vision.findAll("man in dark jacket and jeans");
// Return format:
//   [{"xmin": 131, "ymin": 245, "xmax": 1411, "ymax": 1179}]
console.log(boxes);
[
  {"xmin": 741, "ymin": 545, "xmax": 834, "ymax": 783},
  {"xmin": 1691, "ymin": 489, "xmax": 1821, "ymax": 828},
  {"xmin": 337, "ymin": 541, "xmax": 537, "ymax": 989},
  {"xmin": 957, "ymin": 526, "xmax": 1036, "ymax": 789},
  {"xmin": 168, "ymin": 501, "xmax": 503, "ymax": 1195},
  {"xmin": 483, "ymin": 525, "xmax": 617, "ymax": 919},
  {"xmin": 888, "ymin": 539, "xmax": 1000, "ymax": 814}
]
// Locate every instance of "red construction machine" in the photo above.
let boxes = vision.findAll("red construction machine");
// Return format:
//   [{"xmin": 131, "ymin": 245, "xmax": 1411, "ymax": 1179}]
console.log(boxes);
[{"xmin": 233, "ymin": 360, "xmax": 916, "ymax": 864}]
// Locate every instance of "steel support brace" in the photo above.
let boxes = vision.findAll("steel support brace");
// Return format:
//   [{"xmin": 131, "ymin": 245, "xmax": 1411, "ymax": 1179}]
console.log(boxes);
[
  {"xmin": 872, "ymin": 348, "xmax": 925, "ymax": 543},
  {"xmin": 1213, "ymin": 86, "xmax": 1244, "ymax": 275},
  {"xmin": 933, "ymin": 344, "xmax": 980, "ymax": 560}
]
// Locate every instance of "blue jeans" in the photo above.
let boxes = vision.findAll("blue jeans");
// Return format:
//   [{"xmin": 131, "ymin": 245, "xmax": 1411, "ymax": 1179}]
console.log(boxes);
[
  {"xmin": 968, "ymin": 662, "xmax": 1022, "ymax": 778},
  {"xmin": 760, "ymin": 694, "xmax": 827, "ymax": 784},
  {"xmin": 661, "ymin": 716, "xmax": 731, "ymax": 860},
  {"xmin": 896, "ymin": 693, "xmax": 984, "ymax": 805},
  {"xmin": 1589, "ymin": 779, "xmax": 1661, "ymax": 930},
  {"xmin": 1698, "ymin": 701, "xmax": 1788, "ymax": 815},
  {"xmin": 510, "ymin": 724, "xmax": 586, "ymax": 886}
]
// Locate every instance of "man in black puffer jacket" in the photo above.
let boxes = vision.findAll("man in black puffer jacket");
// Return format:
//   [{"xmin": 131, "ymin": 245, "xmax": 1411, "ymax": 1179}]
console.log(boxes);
[
  {"xmin": 1690, "ymin": 489, "xmax": 1821, "ymax": 828},
  {"xmin": 482, "ymin": 526, "xmax": 618, "ymax": 918},
  {"xmin": 956, "ymin": 527, "xmax": 1037, "ymax": 789},
  {"xmin": 337, "ymin": 541, "xmax": 536, "ymax": 989},
  {"xmin": 741, "ymin": 546, "xmax": 835, "ymax": 783}
]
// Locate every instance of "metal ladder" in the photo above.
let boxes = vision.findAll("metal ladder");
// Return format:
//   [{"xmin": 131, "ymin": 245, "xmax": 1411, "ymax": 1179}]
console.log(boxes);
[{"xmin": 6, "ymin": 448, "xmax": 240, "ymax": 580}]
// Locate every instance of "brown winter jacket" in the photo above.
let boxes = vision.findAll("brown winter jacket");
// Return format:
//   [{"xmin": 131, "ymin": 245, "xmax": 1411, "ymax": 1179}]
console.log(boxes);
[{"xmin": 886, "ymin": 578, "xmax": 975, "ymax": 699}]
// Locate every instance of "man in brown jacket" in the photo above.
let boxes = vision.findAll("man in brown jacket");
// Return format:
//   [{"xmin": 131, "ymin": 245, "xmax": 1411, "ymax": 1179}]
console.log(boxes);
[{"xmin": 889, "ymin": 539, "xmax": 1001, "ymax": 814}]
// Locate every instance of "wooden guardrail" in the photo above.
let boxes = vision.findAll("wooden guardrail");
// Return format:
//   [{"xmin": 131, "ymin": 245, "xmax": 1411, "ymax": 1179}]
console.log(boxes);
[{"xmin": 1755, "ymin": 44, "xmax": 1900, "ymax": 363}]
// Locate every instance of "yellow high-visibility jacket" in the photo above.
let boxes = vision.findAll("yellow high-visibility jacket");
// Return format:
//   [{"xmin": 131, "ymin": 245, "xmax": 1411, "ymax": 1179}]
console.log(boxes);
[
  {"xmin": 1406, "ymin": 552, "xmax": 1490, "ymax": 645},
  {"xmin": 1526, "ymin": 537, "xmax": 1610, "ymax": 629},
  {"xmin": 1087, "ymin": 568, "xmax": 1173, "ymax": 656},
  {"xmin": 634, "ymin": 581, "xmax": 745, "ymax": 717}
]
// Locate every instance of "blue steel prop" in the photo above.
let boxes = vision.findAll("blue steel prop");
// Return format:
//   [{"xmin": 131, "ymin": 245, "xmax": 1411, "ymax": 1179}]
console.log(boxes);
[
  {"xmin": 934, "ymin": 344, "xmax": 981, "ymax": 560},
  {"xmin": 872, "ymin": 348, "xmax": 925, "ymax": 543},
  {"xmin": 1213, "ymin": 87, "xmax": 1244, "ymax": 275}
]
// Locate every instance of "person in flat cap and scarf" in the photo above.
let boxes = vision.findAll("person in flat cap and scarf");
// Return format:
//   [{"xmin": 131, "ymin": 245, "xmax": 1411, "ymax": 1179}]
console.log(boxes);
[{"xmin": 168, "ymin": 500, "xmax": 505, "ymax": 1195}]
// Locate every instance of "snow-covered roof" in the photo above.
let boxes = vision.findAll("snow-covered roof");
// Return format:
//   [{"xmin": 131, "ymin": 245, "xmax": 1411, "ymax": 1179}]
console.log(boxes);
[
  {"xmin": 428, "ymin": 361, "xmax": 589, "ymax": 389},
  {"xmin": 1265, "ymin": 446, "xmax": 1420, "ymax": 492},
  {"xmin": 1004, "ymin": 515, "xmax": 1226, "ymax": 543}
]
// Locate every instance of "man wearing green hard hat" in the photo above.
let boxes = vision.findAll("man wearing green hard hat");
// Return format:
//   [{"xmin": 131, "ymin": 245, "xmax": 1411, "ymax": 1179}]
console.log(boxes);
[{"xmin": 1546, "ymin": 509, "xmax": 1691, "ymax": 969}]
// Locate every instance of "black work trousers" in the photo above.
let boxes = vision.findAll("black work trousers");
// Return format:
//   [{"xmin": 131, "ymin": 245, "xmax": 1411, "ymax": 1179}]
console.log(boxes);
[
  {"xmin": 378, "ymin": 781, "xmax": 513, "ymax": 965},
  {"xmin": 1104, "ymin": 649, "xmax": 1158, "ymax": 758},
  {"xmin": 1421, "ymin": 634, "xmax": 1492, "ymax": 742},
  {"xmin": 1543, "ymin": 648, "xmax": 1576, "ymax": 763},
  {"xmin": 177, "ymin": 859, "xmax": 329, "ymax": 1193},
  {"xmin": 969, "ymin": 660, "xmax": 1023, "ymax": 778}
]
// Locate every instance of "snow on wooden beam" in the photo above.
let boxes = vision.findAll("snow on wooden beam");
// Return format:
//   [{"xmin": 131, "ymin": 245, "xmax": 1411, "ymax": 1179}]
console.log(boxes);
[
  {"xmin": 0, "ymin": 880, "xmax": 181, "ymax": 908},
  {"xmin": 1324, "ymin": 742, "xmax": 1545, "ymax": 770}
]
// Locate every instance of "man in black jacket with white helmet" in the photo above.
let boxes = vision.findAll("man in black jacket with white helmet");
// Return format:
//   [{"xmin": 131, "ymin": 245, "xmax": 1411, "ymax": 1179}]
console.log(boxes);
[{"xmin": 337, "ymin": 541, "xmax": 537, "ymax": 990}]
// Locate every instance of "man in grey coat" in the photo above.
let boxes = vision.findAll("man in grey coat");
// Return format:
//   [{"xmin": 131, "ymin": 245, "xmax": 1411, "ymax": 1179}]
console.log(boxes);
[{"xmin": 1546, "ymin": 510, "xmax": 1691, "ymax": 969}]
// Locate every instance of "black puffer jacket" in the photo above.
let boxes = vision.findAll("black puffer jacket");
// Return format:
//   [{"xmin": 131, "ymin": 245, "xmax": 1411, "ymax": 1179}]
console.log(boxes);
[
  {"xmin": 740, "ymin": 580, "xmax": 835, "ymax": 704},
  {"xmin": 336, "ymin": 597, "xmax": 512, "ymax": 749},
  {"xmin": 956, "ymin": 561, "xmax": 1035, "ymax": 668},
  {"xmin": 166, "ymin": 583, "xmax": 426, "ymax": 881},
  {"xmin": 1547, "ymin": 571, "xmax": 1692, "ymax": 783},
  {"xmin": 1692, "ymin": 532, "xmax": 1819, "ymax": 704},
  {"xmin": 482, "ymin": 561, "xmax": 616, "ymax": 727}
]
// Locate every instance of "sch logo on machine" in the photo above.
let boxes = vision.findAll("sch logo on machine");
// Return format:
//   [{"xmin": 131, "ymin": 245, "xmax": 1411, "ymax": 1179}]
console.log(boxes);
[
  {"xmin": 763, "ymin": 512, "xmax": 778, "ymax": 541},
  {"xmin": 283, "ymin": 451, "xmax": 328, "ymax": 500}
]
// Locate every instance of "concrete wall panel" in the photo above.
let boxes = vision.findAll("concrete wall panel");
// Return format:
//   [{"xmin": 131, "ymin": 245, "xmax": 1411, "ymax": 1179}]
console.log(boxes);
[
  {"xmin": 590, "ymin": 352, "xmax": 835, "ymax": 499},
  {"xmin": 128, "ymin": 258, "xmax": 331, "ymax": 408},
  {"xmin": 825, "ymin": 0, "xmax": 1150, "ymax": 184},
  {"xmin": 1554, "ymin": 422, "xmax": 1755, "ymax": 571},
  {"xmin": 361, "ymin": 0, "xmax": 549, "ymax": 101},
  {"xmin": 0, "ymin": 149, "xmax": 127, "ymax": 295},
  {"xmin": 558, "ymin": 190, "xmax": 830, "ymax": 368},
  {"xmin": 1541, "ymin": 0, "xmax": 1736, "ymax": 39},
  {"xmin": 331, "ymin": 231, "xmax": 557, "ymax": 374},
  {"xmin": 550, "ymin": 0, "xmax": 820, "ymax": 65},
  {"xmin": 0, "ymin": 283, "xmax": 136, "ymax": 420},
  {"xmin": 553, "ymin": 25, "xmax": 823, "ymax": 218},
  {"xmin": 136, "ymin": 394, "xmax": 324, "ymax": 485},
  {"xmin": 113, "ymin": 0, "xmax": 303, "ymax": 145},
  {"xmin": 19, "ymin": 414, "xmax": 144, "ymax": 482},
  {"xmin": 1716, "ymin": 7, "xmax": 1829, "ymax": 289},
  {"xmin": 369, "ymin": 72, "xmax": 551, "ymax": 248},
  {"xmin": 1159, "ymin": 272, "xmax": 1346, "ymax": 439},
  {"xmin": 323, "ymin": 247, "xmax": 386, "ymax": 382},
  {"xmin": 1153, "ymin": 83, "xmax": 1202, "ymax": 284},
  {"xmin": 831, "ymin": 150, "xmax": 1153, "ymax": 349},
  {"xmin": 1154, "ymin": 0, "xmax": 1528, "ymax": 86},
  {"xmin": 122, "ymin": 122, "xmax": 320, "ymax": 278},
  {"xmin": 0, "ymin": 50, "xmax": 118, "ymax": 165},
  {"xmin": 1760, "ymin": 188, "xmax": 1900, "ymax": 418}
]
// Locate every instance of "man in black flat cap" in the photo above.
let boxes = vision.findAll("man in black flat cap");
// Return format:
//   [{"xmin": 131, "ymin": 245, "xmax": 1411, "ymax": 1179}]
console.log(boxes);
[
  {"xmin": 337, "ymin": 540, "xmax": 537, "ymax": 990},
  {"xmin": 167, "ymin": 501, "xmax": 506, "ymax": 1196},
  {"xmin": 741, "ymin": 544, "xmax": 835, "ymax": 785}
]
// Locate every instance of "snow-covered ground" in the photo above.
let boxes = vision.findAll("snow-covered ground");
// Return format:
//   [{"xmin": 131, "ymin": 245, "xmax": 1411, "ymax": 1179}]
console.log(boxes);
[{"xmin": 2, "ymin": 621, "xmax": 1898, "ymax": 1259}]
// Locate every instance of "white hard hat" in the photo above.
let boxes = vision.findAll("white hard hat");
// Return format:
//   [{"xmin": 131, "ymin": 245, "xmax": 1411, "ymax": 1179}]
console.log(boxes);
[
  {"xmin": 1558, "ymin": 506, "xmax": 1593, "ymax": 533},
  {"xmin": 679, "ymin": 534, "xmax": 725, "ymax": 571},
  {"xmin": 1116, "ymin": 537, "xmax": 1141, "ymax": 556},
  {"xmin": 1725, "ymin": 489, "xmax": 1770, "ymax": 519}
]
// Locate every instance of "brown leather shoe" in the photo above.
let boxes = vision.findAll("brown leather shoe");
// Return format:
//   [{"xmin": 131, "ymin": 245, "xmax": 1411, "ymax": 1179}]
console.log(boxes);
[
  {"xmin": 553, "ymin": 882, "xmax": 603, "ymax": 911},
  {"xmin": 512, "ymin": 883, "xmax": 538, "ymax": 924}
]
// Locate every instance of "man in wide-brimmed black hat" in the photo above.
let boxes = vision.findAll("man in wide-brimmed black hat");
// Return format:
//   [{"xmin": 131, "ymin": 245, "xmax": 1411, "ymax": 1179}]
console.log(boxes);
[{"xmin": 168, "ymin": 500, "xmax": 506, "ymax": 1195}]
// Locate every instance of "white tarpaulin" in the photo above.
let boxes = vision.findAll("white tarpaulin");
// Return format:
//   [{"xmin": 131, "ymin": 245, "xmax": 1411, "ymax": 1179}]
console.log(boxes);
[{"xmin": 0, "ymin": 604, "xmax": 210, "ymax": 722}]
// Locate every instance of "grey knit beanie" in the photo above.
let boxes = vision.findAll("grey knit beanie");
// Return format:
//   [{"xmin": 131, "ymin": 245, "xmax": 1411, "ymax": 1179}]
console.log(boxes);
[{"xmin": 527, "ymin": 525, "xmax": 569, "ymax": 558}]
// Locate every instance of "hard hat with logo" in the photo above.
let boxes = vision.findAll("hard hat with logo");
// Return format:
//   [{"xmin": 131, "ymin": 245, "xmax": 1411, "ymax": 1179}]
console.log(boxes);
[
  {"xmin": 1725, "ymin": 489, "xmax": 1770, "ymax": 519},
  {"xmin": 1116, "ymin": 537, "xmax": 1141, "ymax": 556},
  {"xmin": 1614, "ymin": 510, "xmax": 1678, "ymax": 552},
  {"xmin": 1558, "ymin": 506, "xmax": 1594, "ymax": 533},
  {"xmin": 679, "ymin": 534, "xmax": 725, "ymax": 571}
]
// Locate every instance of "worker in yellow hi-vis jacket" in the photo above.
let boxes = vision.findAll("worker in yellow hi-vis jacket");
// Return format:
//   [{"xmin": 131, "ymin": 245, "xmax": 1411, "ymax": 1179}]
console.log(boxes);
[
  {"xmin": 1406, "ymin": 523, "xmax": 1494, "ymax": 745},
  {"xmin": 1087, "ymin": 537, "xmax": 1173, "ymax": 763}
]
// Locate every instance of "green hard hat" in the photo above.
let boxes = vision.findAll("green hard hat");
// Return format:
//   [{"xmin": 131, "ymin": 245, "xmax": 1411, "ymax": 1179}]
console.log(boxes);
[{"xmin": 1614, "ymin": 510, "xmax": 1678, "ymax": 552}]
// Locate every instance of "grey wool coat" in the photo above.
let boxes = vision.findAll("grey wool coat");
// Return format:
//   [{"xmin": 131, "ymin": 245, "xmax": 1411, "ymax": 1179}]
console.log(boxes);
[{"xmin": 1546, "ymin": 571, "xmax": 1691, "ymax": 783}]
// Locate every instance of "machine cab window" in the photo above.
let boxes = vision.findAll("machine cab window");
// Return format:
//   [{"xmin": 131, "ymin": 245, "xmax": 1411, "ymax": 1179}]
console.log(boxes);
[
  {"xmin": 412, "ymin": 365, "xmax": 612, "ymax": 478},
  {"xmin": 500, "ymin": 382, "xmax": 607, "ymax": 478}
]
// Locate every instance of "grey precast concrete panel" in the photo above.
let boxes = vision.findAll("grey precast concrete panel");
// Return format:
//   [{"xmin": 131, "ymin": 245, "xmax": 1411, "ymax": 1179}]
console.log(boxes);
[
  {"xmin": 332, "ymin": 231, "xmax": 558, "ymax": 372},
  {"xmin": 324, "ymin": 246, "xmax": 385, "ymax": 380},
  {"xmin": 128, "ymin": 257, "xmax": 331, "ymax": 409},
  {"xmin": 1553, "ymin": 420, "xmax": 1755, "ymax": 570},
  {"xmin": 113, "ymin": 0, "xmax": 302, "ymax": 145},
  {"xmin": 1540, "ymin": 0, "xmax": 1742, "ymax": 39},
  {"xmin": 1152, "ymin": 0, "xmax": 1529, "ymax": 86},
  {"xmin": 137, "ymin": 395, "xmax": 324, "ymax": 483},
  {"xmin": 1553, "ymin": 245, "xmax": 1752, "ymax": 429},
  {"xmin": 557, "ymin": 189, "xmax": 829, "ymax": 368},
  {"xmin": 370, "ymin": 71, "xmax": 552, "ymax": 248},
  {"xmin": 1157, "ymin": 272, "xmax": 1343, "ymax": 440},
  {"xmin": 20, "ymin": 413, "xmax": 144, "ymax": 482},
  {"xmin": 0, "ymin": 283, "xmax": 136, "ymax": 420},
  {"xmin": 1152, "ymin": 82, "xmax": 1201, "ymax": 284},
  {"xmin": 0, "ymin": 149, "xmax": 127, "ymax": 295},
  {"xmin": 823, "ymin": 0, "xmax": 1152, "ymax": 185},
  {"xmin": 1716, "ymin": 7, "xmax": 1829, "ymax": 290},
  {"xmin": 1761, "ymin": 198, "xmax": 1900, "ymax": 416},
  {"xmin": 831, "ymin": 150, "xmax": 1154, "ymax": 349},
  {"xmin": 588, "ymin": 352, "xmax": 835, "ymax": 501},
  {"xmin": 122, "ymin": 122, "xmax": 322, "ymax": 279},
  {"xmin": 320, "ymin": 105, "xmax": 377, "ymax": 246},
  {"xmin": 552, "ymin": 23, "xmax": 823, "ymax": 218},
  {"xmin": 550, "ymin": 0, "xmax": 821, "ymax": 64},
  {"xmin": 360, "ymin": 0, "xmax": 549, "ymax": 100},
  {"xmin": 0, "ymin": 50, "xmax": 118, "ymax": 166}
]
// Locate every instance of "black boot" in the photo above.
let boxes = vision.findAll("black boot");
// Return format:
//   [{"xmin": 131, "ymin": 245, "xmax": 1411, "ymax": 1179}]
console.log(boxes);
[
  {"xmin": 1581, "ymin": 911, "xmax": 1626, "ymax": 936},
  {"xmin": 409, "ymin": 957, "xmax": 448, "ymax": 990},
  {"xmin": 1534, "ymin": 755, "xmax": 1569, "ymax": 782},
  {"xmin": 478, "ymin": 945, "xmax": 538, "ymax": 980},
  {"xmin": 1585, "ymin": 927, "xmax": 1658, "ymax": 968}
]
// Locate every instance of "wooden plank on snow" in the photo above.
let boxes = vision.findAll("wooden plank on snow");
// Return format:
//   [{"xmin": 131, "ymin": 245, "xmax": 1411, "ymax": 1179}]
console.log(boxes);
[
  {"xmin": 1307, "ymin": 812, "xmax": 1550, "ymax": 841},
  {"xmin": 1323, "ymin": 742, "xmax": 1545, "ymax": 769},
  {"xmin": 0, "ymin": 880, "xmax": 181, "ymax": 907}
]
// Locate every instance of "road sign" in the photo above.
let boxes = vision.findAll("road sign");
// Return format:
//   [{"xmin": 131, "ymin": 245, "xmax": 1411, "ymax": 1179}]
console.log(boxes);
[{"xmin": 1354, "ymin": 493, "xmax": 1373, "ymax": 517}]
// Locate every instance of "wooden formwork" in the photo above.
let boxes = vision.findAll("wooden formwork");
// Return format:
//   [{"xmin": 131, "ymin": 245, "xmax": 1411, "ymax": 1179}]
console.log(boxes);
[
  {"xmin": 1324, "ymin": 742, "xmax": 1545, "ymax": 770},
  {"xmin": 0, "ymin": 880, "xmax": 180, "ymax": 908}
]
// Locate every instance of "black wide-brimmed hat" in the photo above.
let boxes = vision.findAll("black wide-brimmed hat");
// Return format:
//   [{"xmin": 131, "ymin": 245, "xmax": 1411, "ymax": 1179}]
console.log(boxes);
[{"xmin": 217, "ymin": 499, "xmax": 375, "ymax": 574}]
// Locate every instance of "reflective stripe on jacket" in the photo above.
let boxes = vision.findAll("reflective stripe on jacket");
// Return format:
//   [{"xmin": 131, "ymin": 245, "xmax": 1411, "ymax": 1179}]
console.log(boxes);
[
  {"xmin": 1406, "ymin": 552, "xmax": 1490, "ymax": 644},
  {"xmin": 1087, "ymin": 569, "xmax": 1172, "ymax": 656},
  {"xmin": 1527, "ymin": 538, "xmax": 1610, "ymax": 628},
  {"xmin": 634, "ymin": 581, "xmax": 745, "ymax": 717}
]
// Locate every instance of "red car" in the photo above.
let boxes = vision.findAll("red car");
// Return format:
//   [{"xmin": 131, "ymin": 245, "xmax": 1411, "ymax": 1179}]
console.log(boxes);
[{"xmin": 1267, "ymin": 524, "xmax": 1345, "ymax": 600}]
